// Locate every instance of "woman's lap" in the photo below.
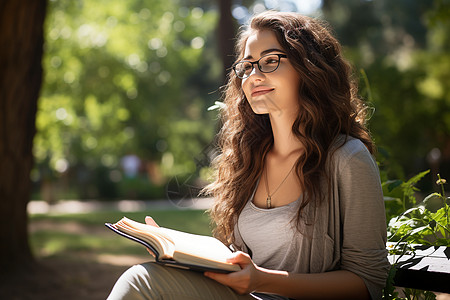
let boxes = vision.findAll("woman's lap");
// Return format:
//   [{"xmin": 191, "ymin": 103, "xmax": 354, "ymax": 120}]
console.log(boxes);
[{"xmin": 106, "ymin": 263, "xmax": 260, "ymax": 300}]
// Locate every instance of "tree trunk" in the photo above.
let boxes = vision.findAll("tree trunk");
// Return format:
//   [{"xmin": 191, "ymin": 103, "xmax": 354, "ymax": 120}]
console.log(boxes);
[
  {"xmin": 217, "ymin": 0, "xmax": 237, "ymax": 83},
  {"xmin": 0, "ymin": 0, "xmax": 47, "ymax": 270}
]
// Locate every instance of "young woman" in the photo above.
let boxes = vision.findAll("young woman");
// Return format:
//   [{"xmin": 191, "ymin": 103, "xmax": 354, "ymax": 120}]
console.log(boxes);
[{"xmin": 107, "ymin": 11, "xmax": 389, "ymax": 300}]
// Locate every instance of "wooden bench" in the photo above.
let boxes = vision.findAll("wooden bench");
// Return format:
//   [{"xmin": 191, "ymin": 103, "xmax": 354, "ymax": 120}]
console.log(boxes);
[{"xmin": 387, "ymin": 243, "xmax": 450, "ymax": 293}]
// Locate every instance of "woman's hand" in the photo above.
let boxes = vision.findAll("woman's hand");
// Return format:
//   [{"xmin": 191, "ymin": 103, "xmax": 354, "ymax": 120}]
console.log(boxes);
[
  {"xmin": 145, "ymin": 216, "xmax": 159, "ymax": 227},
  {"xmin": 145, "ymin": 216, "xmax": 159, "ymax": 257},
  {"xmin": 204, "ymin": 251, "xmax": 263, "ymax": 295}
]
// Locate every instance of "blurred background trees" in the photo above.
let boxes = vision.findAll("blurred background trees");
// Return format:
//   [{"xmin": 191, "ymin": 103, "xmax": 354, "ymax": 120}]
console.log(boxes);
[
  {"xmin": 32, "ymin": 0, "xmax": 450, "ymax": 202},
  {"xmin": 34, "ymin": 0, "xmax": 222, "ymax": 200},
  {"xmin": 322, "ymin": 0, "xmax": 450, "ymax": 188}
]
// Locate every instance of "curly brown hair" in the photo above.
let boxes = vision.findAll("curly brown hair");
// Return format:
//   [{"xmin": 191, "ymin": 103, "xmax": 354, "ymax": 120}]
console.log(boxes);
[{"xmin": 204, "ymin": 11, "xmax": 374, "ymax": 245}]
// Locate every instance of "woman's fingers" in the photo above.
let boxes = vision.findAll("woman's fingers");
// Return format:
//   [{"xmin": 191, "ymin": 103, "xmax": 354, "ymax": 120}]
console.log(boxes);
[
  {"xmin": 226, "ymin": 251, "xmax": 252, "ymax": 267},
  {"xmin": 145, "ymin": 216, "xmax": 159, "ymax": 227},
  {"xmin": 144, "ymin": 216, "xmax": 158, "ymax": 256},
  {"xmin": 204, "ymin": 251, "xmax": 259, "ymax": 294}
]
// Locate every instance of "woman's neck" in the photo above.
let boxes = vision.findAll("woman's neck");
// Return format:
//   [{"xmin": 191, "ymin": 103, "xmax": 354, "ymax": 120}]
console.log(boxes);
[{"xmin": 268, "ymin": 111, "xmax": 304, "ymax": 158}]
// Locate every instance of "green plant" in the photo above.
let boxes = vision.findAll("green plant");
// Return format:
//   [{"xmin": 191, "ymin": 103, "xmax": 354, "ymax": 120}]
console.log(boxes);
[
  {"xmin": 387, "ymin": 173, "xmax": 450, "ymax": 246},
  {"xmin": 382, "ymin": 172, "xmax": 449, "ymax": 299},
  {"xmin": 382, "ymin": 170, "xmax": 430, "ymax": 220}
]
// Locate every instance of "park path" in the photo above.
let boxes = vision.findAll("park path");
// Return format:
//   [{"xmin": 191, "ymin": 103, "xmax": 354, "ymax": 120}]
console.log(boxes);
[{"xmin": 28, "ymin": 197, "xmax": 214, "ymax": 215}]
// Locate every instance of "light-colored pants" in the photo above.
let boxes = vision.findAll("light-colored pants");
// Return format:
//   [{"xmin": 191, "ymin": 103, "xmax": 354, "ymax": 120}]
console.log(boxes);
[{"xmin": 107, "ymin": 263, "xmax": 286, "ymax": 300}]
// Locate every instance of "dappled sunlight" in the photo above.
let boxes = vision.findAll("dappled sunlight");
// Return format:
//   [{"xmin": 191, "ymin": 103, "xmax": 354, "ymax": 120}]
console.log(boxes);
[
  {"xmin": 20, "ymin": 208, "xmax": 212, "ymax": 298},
  {"xmin": 29, "ymin": 208, "xmax": 212, "ymax": 259},
  {"xmin": 35, "ymin": 0, "xmax": 220, "ymax": 202},
  {"xmin": 96, "ymin": 253, "xmax": 149, "ymax": 266},
  {"xmin": 28, "ymin": 198, "xmax": 213, "ymax": 215}
]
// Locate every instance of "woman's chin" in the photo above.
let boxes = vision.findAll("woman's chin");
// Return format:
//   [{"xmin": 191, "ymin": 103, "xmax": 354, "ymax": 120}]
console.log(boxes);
[
  {"xmin": 251, "ymin": 107, "xmax": 270, "ymax": 115},
  {"xmin": 249, "ymin": 100, "xmax": 270, "ymax": 115}
]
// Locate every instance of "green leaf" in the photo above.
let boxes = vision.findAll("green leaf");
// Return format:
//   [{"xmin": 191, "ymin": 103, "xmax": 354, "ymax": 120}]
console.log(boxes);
[
  {"xmin": 384, "ymin": 196, "xmax": 401, "ymax": 202},
  {"xmin": 385, "ymin": 180, "xmax": 403, "ymax": 192},
  {"xmin": 429, "ymin": 219, "xmax": 437, "ymax": 230},
  {"xmin": 423, "ymin": 192, "xmax": 442, "ymax": 204},
  {"xmin": 405, "ymin": 170, "xmax": 430, "ymax": 186},
  {"xmin": 436, "ymin": 238, "xmax": 450, "ymax": 246},
  {"xmin": 207, "ymin": 101, "xmax": 225, "ymax": 111},
  {"xmin": 401, "ymin": 207, "xmax": 425, "ymax": 217},
  {"xmin": 432, "ymin": 207, "xmax": 446, "ymax": 221},
  {"xmin": 382, "ymin": 266, "xmax": 398, "ymax": 299},
  {"xmin": 409, "ymin": 225, "xmax": 429, "ymax": 236}
]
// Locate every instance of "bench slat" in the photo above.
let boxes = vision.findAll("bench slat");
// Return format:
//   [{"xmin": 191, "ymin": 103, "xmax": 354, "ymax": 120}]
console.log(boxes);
[{"xmin": 387, "ymin": 244, "xmax": 450, "ymax": 293}]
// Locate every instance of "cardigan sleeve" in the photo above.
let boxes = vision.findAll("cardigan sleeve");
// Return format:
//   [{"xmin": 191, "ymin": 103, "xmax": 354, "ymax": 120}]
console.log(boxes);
[{"xmin": 337, "ymin": 145, "xmax": 390, "ymax": 300}]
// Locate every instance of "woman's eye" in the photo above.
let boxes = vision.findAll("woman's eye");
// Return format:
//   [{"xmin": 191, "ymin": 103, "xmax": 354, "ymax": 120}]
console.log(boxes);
[{"xmin": 264, "ymin": 57, "xmax": 278, "ymax": 64}]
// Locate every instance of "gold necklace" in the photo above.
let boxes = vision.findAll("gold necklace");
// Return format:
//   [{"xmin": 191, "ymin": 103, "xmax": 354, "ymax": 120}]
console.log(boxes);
[{"xmin": 264, "ymin": 163, "xmax": 296, "ymax": 209}]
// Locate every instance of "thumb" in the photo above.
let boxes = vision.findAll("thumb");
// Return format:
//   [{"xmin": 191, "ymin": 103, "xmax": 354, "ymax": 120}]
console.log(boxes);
[
  {"xmin": 227, "ymin": 251, "xmax": 252, "ymax": 265},
  {"xmin": 145, "ymin": 216, "xmax": 159, "ymax": 227}
]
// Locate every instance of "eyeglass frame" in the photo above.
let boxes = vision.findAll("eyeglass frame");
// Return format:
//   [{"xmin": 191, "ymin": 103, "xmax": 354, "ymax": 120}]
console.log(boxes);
[{"xmin": 232, "ymin": 53, "xmax": 288, "ymax": 79}]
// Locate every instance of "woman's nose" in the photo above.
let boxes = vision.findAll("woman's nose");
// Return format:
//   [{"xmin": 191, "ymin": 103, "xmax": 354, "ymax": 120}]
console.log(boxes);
[{"xmin": 248, "ymin": 65, "xmax": 264, "ymax": 80}]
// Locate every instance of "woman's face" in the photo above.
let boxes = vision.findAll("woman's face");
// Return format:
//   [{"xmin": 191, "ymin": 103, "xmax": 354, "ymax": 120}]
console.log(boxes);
[{"xmin": 241, "ymin": 29, "xmax": 301, "ymax": 116}]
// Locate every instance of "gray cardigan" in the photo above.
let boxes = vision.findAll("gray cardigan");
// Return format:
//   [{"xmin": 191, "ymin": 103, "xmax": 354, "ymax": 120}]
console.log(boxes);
[{"xmin": 234, "ymin": 136, "xmax": 390, "ymax": 300}]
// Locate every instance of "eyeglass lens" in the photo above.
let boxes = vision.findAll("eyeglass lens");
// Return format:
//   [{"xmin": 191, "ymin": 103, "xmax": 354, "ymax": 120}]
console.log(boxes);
[{"xmin": 234, "ymin": 54, "xmax": 283, "ymax": 79}]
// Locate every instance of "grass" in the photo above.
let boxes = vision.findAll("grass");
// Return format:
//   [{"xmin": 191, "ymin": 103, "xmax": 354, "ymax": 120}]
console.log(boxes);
[
  {"xmin": 0, "ymin": 209, "xmax": 215, "ymax": 300},
  {"xmin": 30, "ymin": 209, "xmax": 212, "ymax": 260}
]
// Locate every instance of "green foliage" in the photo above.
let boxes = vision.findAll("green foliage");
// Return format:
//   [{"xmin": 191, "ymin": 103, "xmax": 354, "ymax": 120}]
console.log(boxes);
[
  {"xmin": 383, "ymin": 266, "xmax": 398, "ymax": 299},
  {"xmin": 118, "ymin": 177, "xmax": 165, "ymax": 199},
  {"xmin": 325, "ymin": 0, "xmax": 450, "ymax": 181},
  {"xmin": 383, "ymin": 173, "xmax": 449, "ymax": 299},
  {"xmin": 383, "ymin": 283, "xmax": 437, "ymax": 300},
  {"xmin": 386, "ymin": 174, "xmax": 450, "ymax": 246},
  {"xmin": 383, "ymin": 170, "xmax": 430, "ymax": 217},
  {"xmin": 35, "ymin": 0, "xmax": 221, "ymax": 199}
]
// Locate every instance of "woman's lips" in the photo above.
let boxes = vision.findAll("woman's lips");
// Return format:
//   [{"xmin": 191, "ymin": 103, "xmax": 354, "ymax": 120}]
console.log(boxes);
[{"xmin": 251, "ymin": 87, "xmax": 274, "ymax": 97}]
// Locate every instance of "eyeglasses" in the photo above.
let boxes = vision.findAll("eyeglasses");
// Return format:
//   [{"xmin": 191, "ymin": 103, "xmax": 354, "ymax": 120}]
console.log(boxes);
[{"xmin": 232, "ymin": 53, "xmax": 288, "ymax": 79}]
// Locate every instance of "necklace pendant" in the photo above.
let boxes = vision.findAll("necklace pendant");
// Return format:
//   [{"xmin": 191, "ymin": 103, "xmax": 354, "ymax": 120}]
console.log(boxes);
[{"xmin": 266, "ymin": 196, "xmax": 271, "ymax": 209}]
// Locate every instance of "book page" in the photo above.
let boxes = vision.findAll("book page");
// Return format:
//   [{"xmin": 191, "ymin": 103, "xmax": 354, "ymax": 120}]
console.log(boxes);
[
  {"xmin": 115, "ymin": 218, "xmax": 175, "ymax": 259},
  {"xmin": 161, "ymin": 228, "xmax": 241, "ymax": 272}
]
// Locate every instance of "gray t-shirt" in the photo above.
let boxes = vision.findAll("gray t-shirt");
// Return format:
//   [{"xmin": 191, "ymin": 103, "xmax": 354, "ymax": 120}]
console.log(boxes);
[{"xmin": 234, "ymin": 136, "xmax": 390, "ymax": 300}]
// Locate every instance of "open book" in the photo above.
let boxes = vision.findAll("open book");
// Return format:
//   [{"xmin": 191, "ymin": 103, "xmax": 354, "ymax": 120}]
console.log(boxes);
[{"xmin": 105, "ymin": 217, "xmax": 240, "ymax": 273}]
